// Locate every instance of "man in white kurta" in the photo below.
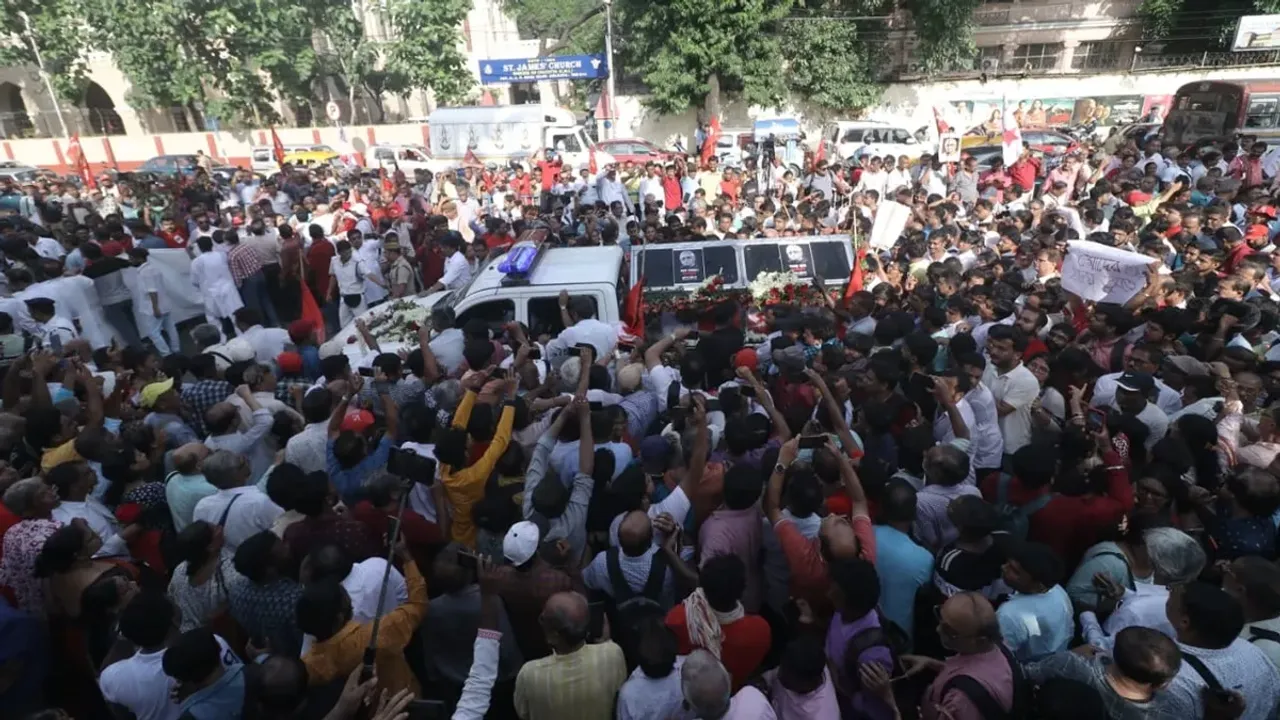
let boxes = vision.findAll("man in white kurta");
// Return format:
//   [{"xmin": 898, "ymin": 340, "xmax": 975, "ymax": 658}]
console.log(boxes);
[{"xmin": 190, "ymin": 241, "xmax": 244, "ymax": 330}]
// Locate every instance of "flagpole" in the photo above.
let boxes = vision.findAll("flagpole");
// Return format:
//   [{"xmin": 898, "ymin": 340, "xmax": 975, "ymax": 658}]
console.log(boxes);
[
  {"xmin": 604, "ymin": 0, "xmax": 617, "ymax": 141},
  {"xmin": 20, "ymin": 11, "xmax": 68, "ymax": 138}
]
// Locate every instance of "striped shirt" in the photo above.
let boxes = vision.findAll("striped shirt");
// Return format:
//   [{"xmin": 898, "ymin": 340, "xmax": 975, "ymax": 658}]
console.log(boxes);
[
  {"xmin": 514, "ymin": 641, "xmax": 627, "ymax": 720},
  {"xmin": 227, "ymin": 242, "xmax": 265, "ymax": 285}
]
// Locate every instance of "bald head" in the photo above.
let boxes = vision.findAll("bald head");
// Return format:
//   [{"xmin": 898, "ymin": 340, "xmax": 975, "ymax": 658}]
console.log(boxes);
[
  {"xmin": 172, "ymin": 443, "xmax": 210, "ymax": 475},
  {"xmin": 681, "ymin": 649, "xmax": 731, "ymax": 719},
  {"xmin": 617, "ymin": 363, "xmax": 644, "ymax": 394},
  {"xmin": 540, "ymin": 591, "xmax": 589, "ymax": 647},
  {"xmin": 939, "ymin": 591, "xmax": 1000, "ymax": 652},
  {"xmin": 618, "ymin": 509, "xmax": 653, "ymax": 556}
]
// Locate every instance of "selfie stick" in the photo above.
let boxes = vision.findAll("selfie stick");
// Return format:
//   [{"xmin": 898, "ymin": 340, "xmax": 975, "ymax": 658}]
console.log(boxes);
[{"xmin": 360, "ymin": 477, "xmax": 413, "ymax": 682}]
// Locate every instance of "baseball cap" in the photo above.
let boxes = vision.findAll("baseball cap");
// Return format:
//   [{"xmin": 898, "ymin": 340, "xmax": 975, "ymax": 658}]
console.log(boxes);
[
  {"xmin": 1247, "ymin": 224, "xmax": 1270, "ymax": 241},
  {"xmin": 503, "ymin": 521, "xmax": 541, "ymax": 565},
  {"xmin": 139, "ymin": 378, "xmax": 175, "ymax": 409},
  {"xmin": 773, "ymin": 345, "xmax": 807, "ymax": 374},
  {"xmin": 340, "ymin": 408, "xmax": 376, "ymax": 433},
  {"xmin": 276, "ymin": 351, "xmax": 303, "ymax": 375},
  {"xmin": 1250, "ymin": 205, "xmax": 1277, "ymax": 219},
  {"xmin": 732, "ymin": 348, "xmax": 759, "ymax": 370},
  {"xmin": 1115, "ymin": 371, "xmax": 1155, "ymax": 395},
  {"xmin": 640, "ymin": 435, "xmax": 675, "ymax": 474}
]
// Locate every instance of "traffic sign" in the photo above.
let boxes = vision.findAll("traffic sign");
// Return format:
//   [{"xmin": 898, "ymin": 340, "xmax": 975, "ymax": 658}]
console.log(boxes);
[
  {"xmin": 326, "ymin": 101, "xmax": 342, "ymax": 121},
  {"xmin": 479, "ymin": 55, "xmax": 608, "ymax": 85}
]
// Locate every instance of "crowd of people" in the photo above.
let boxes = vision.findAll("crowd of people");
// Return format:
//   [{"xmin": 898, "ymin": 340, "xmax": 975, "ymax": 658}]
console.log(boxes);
[{"xmin": 0, "ymin": 119, "xmax": 1277, "ymax": 720}]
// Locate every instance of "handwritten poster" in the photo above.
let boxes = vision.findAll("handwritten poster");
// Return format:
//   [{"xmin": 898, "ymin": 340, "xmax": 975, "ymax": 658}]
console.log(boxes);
[
  {"xmin": 1062, "ymin": 240, "xmax": 1155, "ymax": 304},
  {"xmin": 870, "ymin": 200, "xmax": 911, "ymax": 250}
]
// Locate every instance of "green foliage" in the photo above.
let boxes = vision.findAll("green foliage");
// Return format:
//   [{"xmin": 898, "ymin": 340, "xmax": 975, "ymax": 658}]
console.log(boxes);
[
  {"xmin": 907, "ymin": 0, "xmax": 982, "ymax": 74},
  {"xmin": 0, "ymin": 0, "xmax": 93, "ymax": 101},
  {"xmin": 499, "ymin": 0, "xmax": 603, "ymax": 53},
  {"xmin": 1137, "ymin": 0, "xmax": 1186, "ymax": 38},
  {"xmin": 783, "ymin": 19, "xmax": 884, "ymax": 114},
  {"xmin": 615, "ymin": 0, "xmax": 794, "ymax": 115},
  {"xmin": 383, "ymin": 0, "xmax": 474, "ymax": 105}
]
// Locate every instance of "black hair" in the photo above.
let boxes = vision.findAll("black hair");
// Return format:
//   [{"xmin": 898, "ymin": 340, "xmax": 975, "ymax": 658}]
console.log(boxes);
[
  {"xmin": 296, "ymin": 580, "xmax": 348, "ymax": 638},
  {"xmin": 301, "ymin": 388, "xmax": 332, "ymax": 424},
  {"xmin": 119, "ymin": 591, "xmax": 175, "ymax": 648},
  {"xmin": 1006, "ymin": 541, "xmax": 1064, "ymax": 588},
  {"xmin": 176, "ymin": 521, "xmax": 217, "ymax": 578},
  {"xmin": 701, "ymin": 554, "xmax": 747, "ymax": 612},
  {"xmin": 1179, "ymin": 582, "xmax": 1246, "ymax": 649},
  {"xmin": 878, "ymin": 479, "xmax": 917, "ymax": 525},
  {"xmin": 306, "ymin": 544, "xmax": 353, "ymax": 586},
  {"xmin": 291, "ymin": 471, "xmax": 331, "ymax": 517},
  {"xmin": 233, "ymin": 531, "xmax": 279, "ymax": 584},
  {"xmin": 635, "ymin": 618, "xmax": 679, "ymax": 679},
  {"xmin": 1112, "ymin": 626, "xmax": 1182, "ymax": 687},
  {"xmin": 830, "ymin": 557, "xmax": 880, "ymax": 618},
  {"xmin": 33, "ymin": 524, "xmax": 86, "ymax": 577},
  {"xmin": 721, "ymin": 464, "xmax": 762, "ymax": 511},
  {"xmin": 162, "ymin": 627, "xmax": 221, "ymax": 683}
]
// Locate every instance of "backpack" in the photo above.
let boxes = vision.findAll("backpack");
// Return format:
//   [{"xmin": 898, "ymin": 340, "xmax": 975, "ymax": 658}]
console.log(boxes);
[
  {"xmin": 939, "ymin": 642, "xmax": 1029, "ymax": 720},
  {"xmin": 994, "ymin": 473, "xmax": 1055, "ymax": 541},
  {"xmin": 1249, "ymin": 626, "xmax": 1280, "ymax": 645},
  {"xmin": 1090, "ymin": 550, "xmax": 1136, "ymax": 590},
  {"xmin": 605, "ymin": 547, "xmax": 669, "ymax": 660},
  {"xmin": 840, "ymin": 610, "xmax": 910, "ymax": 693}
]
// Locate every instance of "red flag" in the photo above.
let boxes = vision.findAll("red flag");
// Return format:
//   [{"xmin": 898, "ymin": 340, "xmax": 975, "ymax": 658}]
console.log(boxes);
[
  {"xmin": 622, "ymin": 275, "xmax": 645, "ymax": 339},
  {"xmin": 68, "ymin": 134, "xmax": 97, "ymax": 190},
  {"xmin": 464, "ymin": 147, "xmax": 481, "ymax": 167},
  {"xmin": 102, "ymin": 136, "xmax": 119, "ymax": 170},
  {"xmin": 379, "ymin": 167, "xmax": 393, "ymax": 194},
  {"xmin": 271, "ymin": 126, "xmax": 286, "ymax": 166},
  {"xmin": 588, "ymin": 147, "xmax": 599, "ymax": 175},
  {"xmin": 814, "ymin": 137, "xmax": 826, "ymax": 167},
  {"xmin": 932, "ymin": 106, "xmax": 952, "ymax": 135},
  {"xmin": 700, "ymin": 116, "xmax": 721, "ymax": 167},
  {"xmin": 843, "ymin": 248, "xmax": 867, "ymax": 304},
  {"xmin": 300, "ymin": 286, "xmax": 326, "ymax": 342}
]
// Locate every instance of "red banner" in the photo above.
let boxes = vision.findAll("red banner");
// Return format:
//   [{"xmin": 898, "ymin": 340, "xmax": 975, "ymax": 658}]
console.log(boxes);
[
  {"xmin": 68, "ymin": 134, "xmax": 97, "ymax": 190},
  {"xmin": 271, "ymin": 126, "xmax": 286, "ymax": 165}
]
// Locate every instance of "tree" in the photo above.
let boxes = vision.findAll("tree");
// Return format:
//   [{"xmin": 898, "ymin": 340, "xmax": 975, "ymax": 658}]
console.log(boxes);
[
  {"xmin": 906, "ymin": 0, "xmax": 984, "ymax": 74},
  {"xmin": 499, "ymin": 0, "xmax": 604, "ymax": 55},
  {"xmin": 615, "ymin": 0, "xmax": 794, "ymax": 118},
  {"xmin": 0, "ymin": 0, "xmax": 93, "ymax": 101},
  {"xmin": 784, "ymin": 18, "xmax": 885, "ymax": 115},
  {"xmin": 382, "ymin": 0, "xmax": 474, "ymax": 106}
]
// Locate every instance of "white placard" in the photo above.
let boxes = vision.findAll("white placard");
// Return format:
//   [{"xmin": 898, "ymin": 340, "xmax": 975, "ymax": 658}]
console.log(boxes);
[
  {"xmin": 869, "ymin": 200, "xmax": 911, "ymax": 250},
  {"xmin": 1062, "ymin": 240, "xmax": 1155, "ymax": 304},
  {"xmin": 938, "ymin": 133, "xmax": 962, "ymax": 164}
]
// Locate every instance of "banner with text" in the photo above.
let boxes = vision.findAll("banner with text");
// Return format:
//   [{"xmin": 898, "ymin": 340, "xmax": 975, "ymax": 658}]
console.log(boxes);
[{"xmin": 1062, "ymin": 240, "xmax": 1155, "ymax": 304}]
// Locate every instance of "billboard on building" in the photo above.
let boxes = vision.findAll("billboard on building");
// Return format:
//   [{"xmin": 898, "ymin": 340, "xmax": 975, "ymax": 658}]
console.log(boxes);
[{"xmin": 1233, "ymin": 15, "xmax": 1280, "ymax": 51}]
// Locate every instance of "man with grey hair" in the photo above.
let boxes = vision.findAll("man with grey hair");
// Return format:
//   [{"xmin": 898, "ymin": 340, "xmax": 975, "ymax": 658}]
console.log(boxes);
[
  {"xmin": 680, "ymin": 649, "xmax": 776, "ymax": 719},
  {"xmin": 191, "ymin": 322, "xmax": 234, "ymax": 372},
  {"xmin": 204, "ymin": 384, "xmax": 275, "ymax": 482},
  {"xmin": 514, "ymin": 591, "xmax": 625, "ymax": 720},
  {"xmin": 3, "ymin": 477, "xmax": 57, "ymax": 519},
  {"xmin": 1081, "ymin": 527, "xmax": 1207, "ymax": 649},
  {"xmin": 190, "ymin": 448, "xmax": 283, "ymax": 554}
]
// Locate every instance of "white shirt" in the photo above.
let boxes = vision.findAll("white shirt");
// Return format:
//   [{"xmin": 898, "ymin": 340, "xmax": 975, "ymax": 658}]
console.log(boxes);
[
  {"xmin": 330, "ymin": 255, "xmax": 368, "ymax": 296},
  {"xmin": 1133, "ymin": 402, "xmax": 1169, "ymax": 450},
  {"xmin": 440, "ymin": 251, "xmax": 471, "ymax": 291},
  {"xmin": 357, "ymin": 239, "xmax": 388, "ymax": 304},
  {"xmin": 239, "ymin": 324, "xmax": 291, "ymax": 365},
  {"xmin": 429, "ymin": 328, "xmax": 466, "ymax": 374},
  {"xmin": 1091, "ymin": 372, "xmax": 1183, "ymax": 417},
  {"xmin": 549, "ymin": 318, "xmax": 620, "ymax": 360},
  {"xmin": 616, "ymin": 657, "xmax": 686, "ymax": 720},
  {"xmin": 53, "ymin": 498, "xmax": 130, "ymax": 557},
  {"xmin": 963, "ymin": 383, "xmax": 1005, "ymax": 469},
  {"xmin": 982, "ymin": 362, "xmax": 1040, "ymax": 455},
  {"xmin": 33, "ymin": 236, "xmax": 66, "ymax": 259},
  {"xmin": 99, "ymin": 635, "xmax": 240, "ymax": 720},
  {"xmin": 136, "ymin": 262, "xmax": 170, "ymax": 315},
  {"xmin": 191, "ymin": 486, "xmax": 284, "ymax": 555},
  {"xmin": 1080, "ymin": 584, "xmax": 1175, "ymax": 651},
  {"xmin": 402, "ymin": 441, "xmax": 441, "ymax": 523}
]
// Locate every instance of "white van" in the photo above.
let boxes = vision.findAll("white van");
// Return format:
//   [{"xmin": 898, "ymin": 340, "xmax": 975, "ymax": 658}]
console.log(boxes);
[
  {"xmin": 364, "ymin": 143, "xmax": 449, "ymax": 175},
  {"xmin": 333, "ymin": 244, "xmax": 626, "ymax": 360},
  {"xmin": 250, "ymin": 144, "xmax": 337, "ymax": 175},
  {"xmin": 426, "ymin": 105, "xmax": 614, "ymax": 170},
  {"xmin": 826, "ymin": 121, "xmax": 932, "ymax": 162}
]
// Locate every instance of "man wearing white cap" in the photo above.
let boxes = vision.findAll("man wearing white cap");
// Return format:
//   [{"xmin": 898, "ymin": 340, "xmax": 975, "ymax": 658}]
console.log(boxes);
[{"xmin": 486, "ymin": 521, "xmax": 576, "ymax": 661}]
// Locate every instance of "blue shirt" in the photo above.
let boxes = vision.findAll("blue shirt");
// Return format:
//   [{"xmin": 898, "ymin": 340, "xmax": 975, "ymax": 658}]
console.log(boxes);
[
  {"xmin": 996, "ymin": 585, "xmax": 1073, "ymax": 662},
  {"xmin": 549, "ymin": 440, "xmax": 632, "ymax": 484},
  {"xmin": 327, "ymin": 436, "xmax": 394, "ymax": 504},
  {"xmin": 873, "ymin": 525, "xmax": 933, "ymax": 645},
  {"xmin": 298, "ymin": 345, "xmax": 321, "ymax": 380}
]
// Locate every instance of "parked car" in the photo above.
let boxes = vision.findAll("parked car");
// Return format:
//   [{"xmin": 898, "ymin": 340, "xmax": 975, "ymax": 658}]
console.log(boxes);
[
  {"xmin": 594, "ymin": 138, "xmax": 677, "ymax": 165},
  {"xmin": 824, "ymin": 120, "xmax": 933, "ymax": 162},
  {"xmin": 0, "ymin": 162, "xmax": 39, "ymax": 184},
  {"xmin": 137, "ymin": 155, "xmax": 237, "ymax": 183}
]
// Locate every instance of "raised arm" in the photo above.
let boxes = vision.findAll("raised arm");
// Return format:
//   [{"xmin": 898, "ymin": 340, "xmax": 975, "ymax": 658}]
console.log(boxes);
[
  {"xmin": 643, "ymin": 327, "xmax": 690, "ymax": 370},
  {"xmin": 932, "ymin": 378, "xmax": 970, "ymax": 441},
  {"xmin": 415, "ymin": 325, "xmax": 441, "ymax": 385},
  {"xmin": 739, "ymin": 367, "xmax": 791, "ymax": 442},
  {"xmin": 577, "ymin": 400, "xmax": 594, "ymax": 478},
  {"xmin": 354, "ymin": 318, "xmax": 380, "ymax": 354},
  {"xmin": 832, "ymin": 438, "xmax": 869, "ymax": 517},
  {"xmin": 681, "ymin": 396, "xmax": 710, "ymax": 505},
  {"xmin": 328, "ymin": 382, "xmax": 358, "ymax": 438},
  {"xmin": 805, "ymin": 368, "xmax": 857, "ymax": 454},
  {"xmin": 765, "ymin": 437, "xmax": 800, "ymax": 524}
]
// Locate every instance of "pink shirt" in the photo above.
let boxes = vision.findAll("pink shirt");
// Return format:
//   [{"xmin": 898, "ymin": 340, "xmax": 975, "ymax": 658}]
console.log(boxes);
[
  {"xmin": 767, "ymin": 669, "xmax": 840, "ymax": 720},
  {"xmin": 725, "ymin": 686, "xmax": 777, "ymax": 720},
  {"xmin": 922, "ymin": 646, "xmax": 1014, "ymax": 720},
  {"xmin": 698, "ymin": 506, "xmax": 764, "ymax": 612}
]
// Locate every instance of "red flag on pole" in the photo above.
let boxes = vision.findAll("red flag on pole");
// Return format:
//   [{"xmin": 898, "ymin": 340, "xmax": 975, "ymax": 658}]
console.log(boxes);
[
  {"xmin": 299, "ymin": 287, "xmax": 326, "ymax": 342},
  {"xmin": 102, "ymin": 136, "xmax": 119, "ymax": 170},
  {"xmin": 379, "ymin": 167, "xmax": 394, "ymax": 194},
  {"xmin": 271, "ymin": 126, "xmax": 286, "ymax": 166},
  {"xmin": 463, "ymin": 147, "xmax": 481, "ymax": 167},
  {"xmin": 68, "ymin": 134, "xmax": 97, "ymax": 191},
  {"xmin": 588, "ymin": 147, "xmax": 599, "ymax": 175},
  {"xmin": 842, "ymin": 248, "xmax": 867, "ymax": 304},
  {"xmin": 932, "ymin": 106, "xmax": 952, "ymax": 135},
  {"xmin": 814, "ymin": 137, "xmax": 826, "ymax": 167},
  {"xmin": 621, "ymin": 275, "xmax": 645, "ymax": 340},
  {"xmin": 700, "ymin": 116, "xmax": 721, "ymax": 167}
]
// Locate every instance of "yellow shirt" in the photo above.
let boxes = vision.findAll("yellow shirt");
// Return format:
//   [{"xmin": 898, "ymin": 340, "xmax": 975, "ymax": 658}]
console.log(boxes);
[
  {"xmin": 441, "ymin": 391, "xmax": 515, "ymax": 547},
  {"xmin": 513, "ymin": 641, "xmax": 626, "ymax": 720},
  {"xmin": 303, "ymin": 560, "xmax": 427, "ymax": 697}
]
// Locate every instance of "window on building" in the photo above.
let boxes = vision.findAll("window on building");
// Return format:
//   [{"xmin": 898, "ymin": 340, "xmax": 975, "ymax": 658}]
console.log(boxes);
[
  {"xmin": 1011, "ymin": 43, "xmax": 1063, "ymax": 71},
  {"xmin": 975, "ymin": 46, "xmax": 1003, "ymax": 71},
  {"xmin": 1071, "ymin": 41, "xmax": 1121, "ymax": 71}
]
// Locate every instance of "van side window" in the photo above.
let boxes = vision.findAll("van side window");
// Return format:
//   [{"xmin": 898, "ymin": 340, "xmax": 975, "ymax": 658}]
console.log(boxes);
[
  {"xmin": 528, "ymin": 296, "xmax": 598, "ymax": 338},
  {"xmin": 454, "ymin": 300, "xmax": 515, "ymax": 335}
]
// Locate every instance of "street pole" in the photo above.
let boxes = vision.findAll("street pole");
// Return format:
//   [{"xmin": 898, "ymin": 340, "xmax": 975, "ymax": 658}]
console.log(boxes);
[
  {"xmin": 603, "ymin": 0, "xmax": 616, "ymax": 140},
  {"xmin": 19, "ymin": 11, "xmax": 70, "ymax": 138}
]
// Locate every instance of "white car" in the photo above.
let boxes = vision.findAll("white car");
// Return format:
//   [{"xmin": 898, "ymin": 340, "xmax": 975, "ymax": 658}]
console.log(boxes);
[
  {"xmin": 364, "ymin": 143, "xmax": 450, "ymax": 175},
  {"xmin": 826, "ymin": 121, "xmax": 933, "ymax": 163}
]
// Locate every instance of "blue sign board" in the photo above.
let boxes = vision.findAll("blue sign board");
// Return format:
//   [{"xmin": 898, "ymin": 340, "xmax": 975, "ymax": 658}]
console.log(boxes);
[{"xmin": 479, "ymin": 55, "xmax": 608, "ymax": 84}]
